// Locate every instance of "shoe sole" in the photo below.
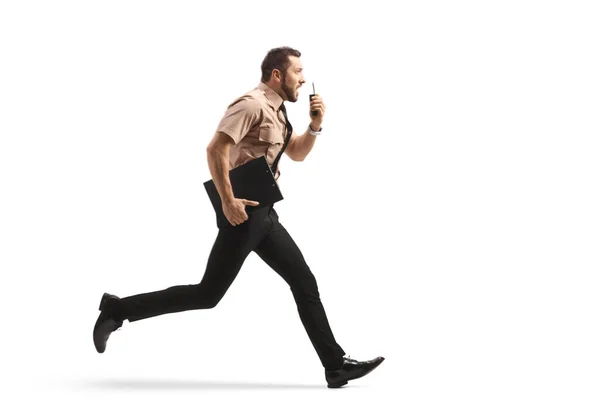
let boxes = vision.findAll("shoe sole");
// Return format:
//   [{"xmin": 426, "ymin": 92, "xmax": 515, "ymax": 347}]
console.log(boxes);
[
  {"xmin": 94, "ymin": 292, "xmax": 115, "ymax": 354},
  {"xmin": 327, "ymin": 380, "xmax": 348, "ymax": 388},
  {"xmin": 93, "ymin": 321, "xmax": 108, "ymax": 353}
]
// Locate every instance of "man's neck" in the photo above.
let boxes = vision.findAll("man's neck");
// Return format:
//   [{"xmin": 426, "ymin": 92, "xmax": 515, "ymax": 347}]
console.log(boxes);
[{"xmin": 264, "ymin": 82, "xmax": 287, "ymax": 102}]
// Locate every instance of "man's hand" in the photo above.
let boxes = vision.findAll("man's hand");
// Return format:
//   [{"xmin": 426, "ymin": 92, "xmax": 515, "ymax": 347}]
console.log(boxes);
[
  {"xmin": 222, "ymin": 198, "xmax": 259, "ymax": 226},
  {"xmin": 309, "ymin": 94, "xmax": 325, "ymax": 130}
]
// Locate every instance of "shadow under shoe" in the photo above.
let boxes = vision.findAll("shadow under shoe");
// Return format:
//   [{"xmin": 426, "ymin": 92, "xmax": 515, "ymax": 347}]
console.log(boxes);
[
  {"xmin": 93, "ymin": 293, "xmax": 123, "ymax": 353},
  {"xmin": 325, "ymin": 356, "xmax": 385, "ymax": 388}
]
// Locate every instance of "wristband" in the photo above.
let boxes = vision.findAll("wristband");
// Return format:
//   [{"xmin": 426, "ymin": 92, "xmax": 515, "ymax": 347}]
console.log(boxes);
[{"xmin": 309, "ymin": 125, "xmax": 322, "ymax": 136}]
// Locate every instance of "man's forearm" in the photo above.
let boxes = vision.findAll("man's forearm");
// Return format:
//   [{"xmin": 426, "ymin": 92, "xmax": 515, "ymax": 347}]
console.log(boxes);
[
  {"xmin": 207, "ymin": 149, "xmax": 235, "ymax": 204},
  {"xmin": 290, "ymin": 126, "xmax": 319, "ymax": 161}
]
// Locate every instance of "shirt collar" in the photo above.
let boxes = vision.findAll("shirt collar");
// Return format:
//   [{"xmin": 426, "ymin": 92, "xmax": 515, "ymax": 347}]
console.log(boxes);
[{"xmin": 258, "ymin": 82, "xmax": 284, "ymax": 111}]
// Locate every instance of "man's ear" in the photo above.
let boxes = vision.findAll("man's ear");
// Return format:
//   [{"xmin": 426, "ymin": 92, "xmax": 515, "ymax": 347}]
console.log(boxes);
[{"xmin": 272, "ymin": 69, "xmax": 282, "ymax": 83}]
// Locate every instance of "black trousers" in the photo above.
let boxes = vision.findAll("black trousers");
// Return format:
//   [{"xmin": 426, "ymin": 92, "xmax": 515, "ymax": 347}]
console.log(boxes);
[{"xmin": 117, "ymin": 205, "xmax": 345, "ymax": 370}]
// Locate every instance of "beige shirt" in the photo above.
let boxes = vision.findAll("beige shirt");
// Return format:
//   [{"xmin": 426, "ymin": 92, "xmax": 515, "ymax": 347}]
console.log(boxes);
[{"xmin": 215, "ymin": 82, "xmax": 294, "ymax": 178}]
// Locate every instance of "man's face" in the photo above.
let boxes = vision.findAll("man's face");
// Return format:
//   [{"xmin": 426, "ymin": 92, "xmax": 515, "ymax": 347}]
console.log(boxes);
[{"xmin": 280, "ymin": 56, "xmax": 305, "ymax": 102}]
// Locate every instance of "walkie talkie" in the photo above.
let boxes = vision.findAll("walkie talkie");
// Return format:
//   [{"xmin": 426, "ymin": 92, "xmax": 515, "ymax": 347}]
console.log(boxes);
[{"xmin": 309, "ymin": 82, "xmax": 318, "ymax": 116}]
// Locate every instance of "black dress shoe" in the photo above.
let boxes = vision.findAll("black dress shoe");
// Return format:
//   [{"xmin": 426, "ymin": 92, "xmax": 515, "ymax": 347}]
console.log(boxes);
[
  {"xmin": 325, "ymin": 356, "xmax": 385, "ymax": 388},
  {"xmin": 93, "ymin": 293, "xmax": 123, "ymax": 353}
]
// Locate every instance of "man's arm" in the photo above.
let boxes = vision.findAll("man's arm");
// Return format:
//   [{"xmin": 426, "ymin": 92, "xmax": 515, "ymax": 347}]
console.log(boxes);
[
  {"xmin": 206, "ymin": 131, "xmax": 236, "ymax": 204},
  {"xmin": 285, "ymin": 125, "xmax": 319, "ymax": 161},
  {"xmin": 206, "ymin": 131, "xmax": 259, "ymax": 226},
  {"xmin": 285, "ymin": 93, "xmax": 325, "ymax": 161}
]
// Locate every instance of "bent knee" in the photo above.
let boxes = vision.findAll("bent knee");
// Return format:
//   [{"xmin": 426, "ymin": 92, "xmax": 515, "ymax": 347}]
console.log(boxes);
[{"xmin": 192, "ymin": 286, "xmax": 225, "ymax": 309}]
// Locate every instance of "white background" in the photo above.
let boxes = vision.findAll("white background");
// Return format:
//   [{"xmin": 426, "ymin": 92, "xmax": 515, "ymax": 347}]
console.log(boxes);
[{"xmin": 1, "ymin": 1, "xmax": 599, "ymax": 399}]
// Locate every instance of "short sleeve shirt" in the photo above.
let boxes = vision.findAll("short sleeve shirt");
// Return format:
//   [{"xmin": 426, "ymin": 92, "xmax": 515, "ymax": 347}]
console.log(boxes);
[{"xmin": 215, "ymin": 82, "xmax": 293, "ymax": 176}]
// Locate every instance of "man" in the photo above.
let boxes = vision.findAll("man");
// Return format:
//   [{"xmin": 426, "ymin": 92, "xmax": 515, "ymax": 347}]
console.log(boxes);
[{"xmin": 93, "ymin": 46, "xmax": 385, "ymax": 388}]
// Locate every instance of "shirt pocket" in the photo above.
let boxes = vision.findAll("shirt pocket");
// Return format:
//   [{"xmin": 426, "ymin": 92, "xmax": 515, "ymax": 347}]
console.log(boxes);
[{"xmin": 258, "ymin": 125, "xmax": 284, "ymax": 145}]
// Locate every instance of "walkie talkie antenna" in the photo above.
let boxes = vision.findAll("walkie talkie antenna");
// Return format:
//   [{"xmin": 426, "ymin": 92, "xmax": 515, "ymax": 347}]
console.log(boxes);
[{"xmin": 310, "ymin": 83, "xmax": 318, "ymax": 116}]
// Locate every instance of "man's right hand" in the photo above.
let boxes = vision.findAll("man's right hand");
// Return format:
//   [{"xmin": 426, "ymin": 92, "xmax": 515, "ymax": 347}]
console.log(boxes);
[{"xmin": 222, "ymin": 198, "xmax": 259, "ymax": 226}]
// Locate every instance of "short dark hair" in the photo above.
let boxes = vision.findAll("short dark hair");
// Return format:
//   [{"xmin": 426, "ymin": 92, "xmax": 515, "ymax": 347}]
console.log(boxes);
[{"xmin": 261, "ymin": 46, "xmax": 301, "ymax": 83}]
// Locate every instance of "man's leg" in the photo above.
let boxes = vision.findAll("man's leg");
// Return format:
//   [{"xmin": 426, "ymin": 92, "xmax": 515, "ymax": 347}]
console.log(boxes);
[
  {"xmin": 118, "ymin": 222, "xmax": 264, "ymax": 322},
  {"xmin": 94, "ymin": 213, "xmax": 272, "ymax": 354},
  {"xmin": 253, "ymin": 209, "xmax": 346, "ymax": 370}
]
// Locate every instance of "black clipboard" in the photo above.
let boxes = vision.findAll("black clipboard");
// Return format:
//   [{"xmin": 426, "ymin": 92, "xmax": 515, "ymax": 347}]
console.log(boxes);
[{"xmin": 203, "ymin": 156, "xmax": 284, "ymax": 216}]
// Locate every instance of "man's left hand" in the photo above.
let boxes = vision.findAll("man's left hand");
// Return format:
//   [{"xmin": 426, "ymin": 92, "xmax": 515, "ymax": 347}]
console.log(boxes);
[{"xmin": 309, "ymin": 94, "xmax": 325, "ymax": 130}]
